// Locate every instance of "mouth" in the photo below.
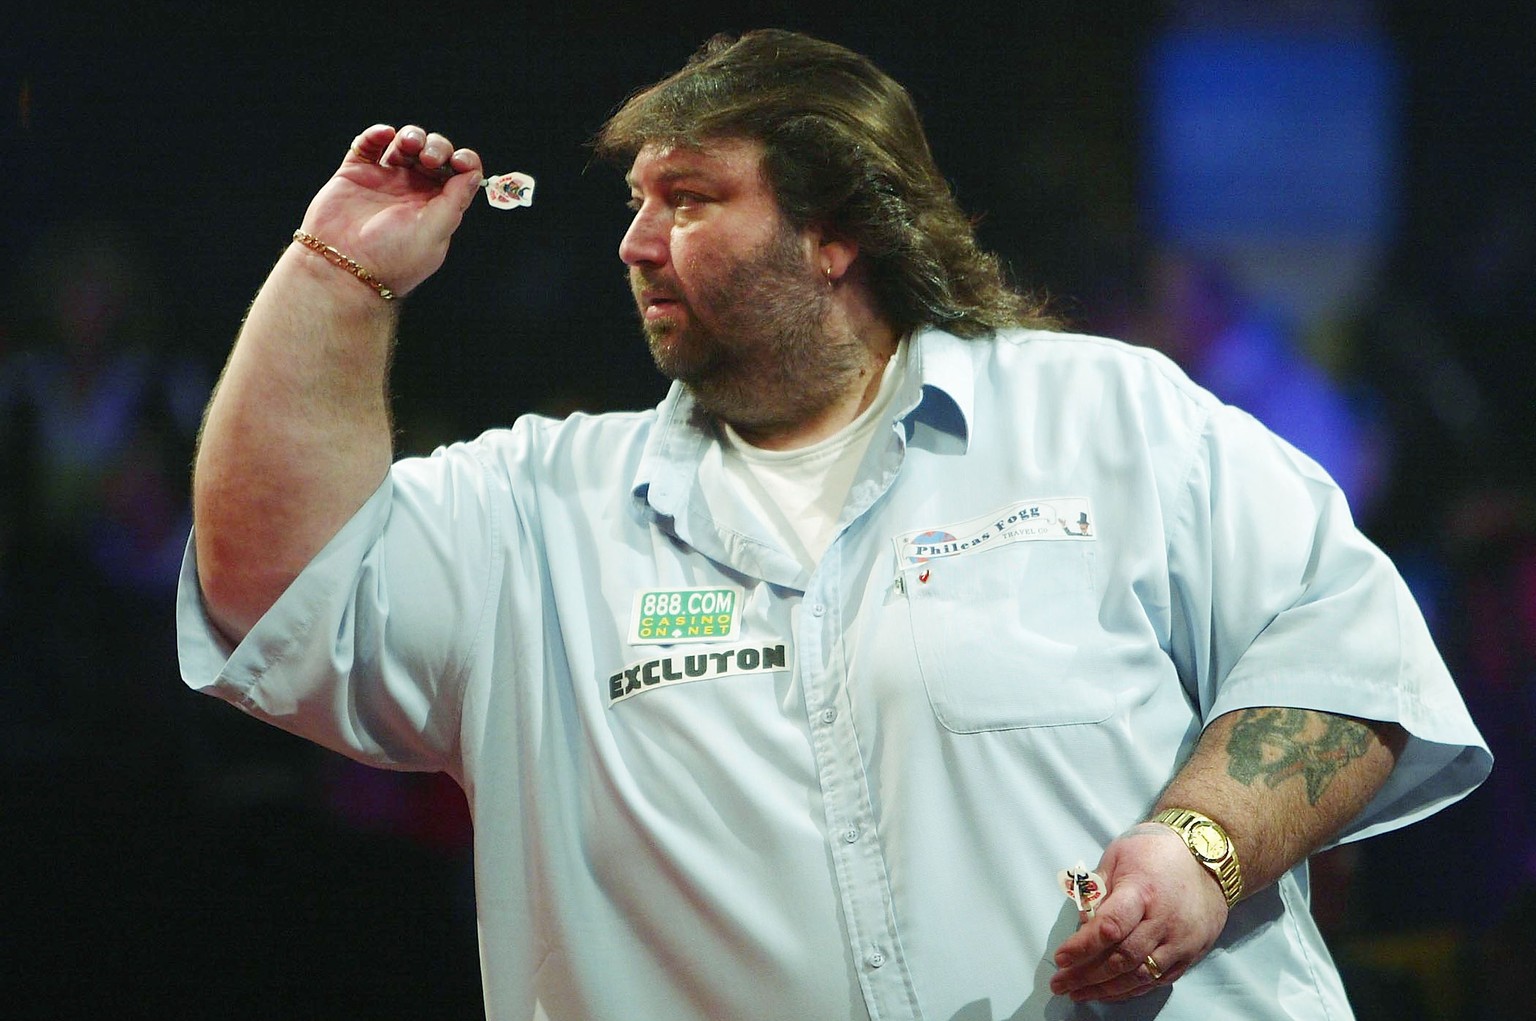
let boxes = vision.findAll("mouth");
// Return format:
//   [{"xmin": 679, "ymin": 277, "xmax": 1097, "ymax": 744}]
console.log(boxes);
[{"xmin": 638, "ymin": 289, "xmax": 682, "ymax": 321}]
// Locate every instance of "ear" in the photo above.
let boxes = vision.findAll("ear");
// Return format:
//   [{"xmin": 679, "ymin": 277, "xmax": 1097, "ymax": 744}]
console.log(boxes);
[{"xmin": 806, "ymin": 226, "xmax": 859, "ymax": 284}]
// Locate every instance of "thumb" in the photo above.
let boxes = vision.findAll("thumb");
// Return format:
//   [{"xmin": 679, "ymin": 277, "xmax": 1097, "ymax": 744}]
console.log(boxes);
[
  {"xmin": 443, "ymin": 165, "xmax": 484, "ymax": 213},
  {"xmin": 417, "ymin": 166, "xmax": 483, "ymax": 240}
]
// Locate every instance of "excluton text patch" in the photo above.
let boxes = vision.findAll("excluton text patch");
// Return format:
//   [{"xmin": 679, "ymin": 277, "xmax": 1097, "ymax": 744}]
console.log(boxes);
[{"xmin": 607, "ymin": 643, "xmax": 789, "ymax": 705}]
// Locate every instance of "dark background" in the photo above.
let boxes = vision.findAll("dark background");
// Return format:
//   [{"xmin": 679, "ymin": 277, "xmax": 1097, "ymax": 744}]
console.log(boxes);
[{"xmin": 3, "ymin": 2, "xmax": 1532, "ymax": 1018}]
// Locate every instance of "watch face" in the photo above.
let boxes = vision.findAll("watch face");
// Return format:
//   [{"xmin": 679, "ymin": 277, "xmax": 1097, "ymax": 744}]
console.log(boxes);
[{"xmin": 1188, "ymin": 821, "xmax": 1229, "ymax": 861}]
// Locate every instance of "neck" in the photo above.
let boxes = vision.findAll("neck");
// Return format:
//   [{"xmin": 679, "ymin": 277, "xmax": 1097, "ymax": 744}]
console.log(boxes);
[{"xmin": 730, "ymin": 312, "xmax": 899, "ymax": 451}]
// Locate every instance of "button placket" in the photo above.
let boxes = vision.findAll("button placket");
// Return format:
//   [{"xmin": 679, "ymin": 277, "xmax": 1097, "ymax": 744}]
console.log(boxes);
[{"xmin": 800, "ymin": 559, "xmax": 921, "ymax": 1020}]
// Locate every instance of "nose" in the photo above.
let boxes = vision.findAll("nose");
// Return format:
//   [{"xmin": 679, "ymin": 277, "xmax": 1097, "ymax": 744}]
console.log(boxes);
[{"xmin": 619, "ymin": 204, "xmax": 667, "ymax": 268}]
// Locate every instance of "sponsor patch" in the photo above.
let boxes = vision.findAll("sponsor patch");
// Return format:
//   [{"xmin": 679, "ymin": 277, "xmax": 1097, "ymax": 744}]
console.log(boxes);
[
  {"xmin": 629, "ymin": 586, "xmax": 743, "ymax": 645},
  {"xmin": 893, "ymin": 497, "xmax": 1095, "ymax": 565},
  {"xmin": 607, "ymin": 643, "xmax": 791, "ymax": 705}
]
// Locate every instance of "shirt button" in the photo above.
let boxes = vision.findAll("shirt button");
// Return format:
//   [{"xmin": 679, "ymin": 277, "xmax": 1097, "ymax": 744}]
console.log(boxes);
[
  {"xmin": 810, "ymin": 603, "xmax": 826, "ymax": 617},
  {"xmin": 820, "ymin": 707, "xmax": 838, "ymax": 724},
  {"xmin": 866, "ymin": 947, "xmax": 886, "ymax": 969},
  {"xmin": 843, "ymin": 826, "xmax": 860, "ymax": 844}
]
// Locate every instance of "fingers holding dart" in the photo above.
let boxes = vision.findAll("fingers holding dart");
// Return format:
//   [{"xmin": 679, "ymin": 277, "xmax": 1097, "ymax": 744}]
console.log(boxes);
[{"xmin": 378, "ymin": 125, "xmax": 459, "ymax": 177}]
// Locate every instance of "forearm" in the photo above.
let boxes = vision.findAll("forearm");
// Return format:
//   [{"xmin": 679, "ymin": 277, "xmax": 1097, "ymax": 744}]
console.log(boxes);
[
  {"xmin": 1155, "ymin": 707, "xmax": 1407, "ymax": 897},
  {"xmin": 193, "ymin": 242, "xmax": 398, "ymax": 641}
]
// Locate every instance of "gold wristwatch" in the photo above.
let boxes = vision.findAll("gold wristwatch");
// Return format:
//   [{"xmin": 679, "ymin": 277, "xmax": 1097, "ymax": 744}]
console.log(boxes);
[{"xmin": 1151, "ymin": 808, "xmax": 1243, "ymax": 907}]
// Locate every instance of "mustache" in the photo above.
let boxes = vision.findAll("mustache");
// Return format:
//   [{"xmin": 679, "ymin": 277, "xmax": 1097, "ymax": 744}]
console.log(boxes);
[{"xmin": 629, "ymin": 268, "xmax": 680, "ymax": 299}]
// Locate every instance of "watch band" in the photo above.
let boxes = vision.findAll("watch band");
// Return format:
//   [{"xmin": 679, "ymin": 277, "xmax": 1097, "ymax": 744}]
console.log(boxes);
[{"xmin": 1152, "ymin": 807, "xmax": 1243, "ymax": 907}]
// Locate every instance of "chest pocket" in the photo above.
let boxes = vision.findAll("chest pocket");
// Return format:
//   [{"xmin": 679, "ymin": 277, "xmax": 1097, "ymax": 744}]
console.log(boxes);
[{"xmin": 903, "ymin": 541, "xmax": 1113, "ymax": 733}]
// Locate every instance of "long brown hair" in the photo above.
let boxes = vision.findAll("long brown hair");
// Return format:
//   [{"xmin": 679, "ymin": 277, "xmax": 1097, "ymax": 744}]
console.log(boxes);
[{"xmin": 594, "ymin": 30, "xmax": 1057, "ymax": 337}]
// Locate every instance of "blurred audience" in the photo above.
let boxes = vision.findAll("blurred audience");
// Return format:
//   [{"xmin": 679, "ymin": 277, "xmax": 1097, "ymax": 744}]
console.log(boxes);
[
  {"xmin": 1137, "ymin": 250, "xmax": 1391, "ymax": 518},
  {"xmin": 1, "ymin": 220, "xmax": 205, "ymax": 767}
]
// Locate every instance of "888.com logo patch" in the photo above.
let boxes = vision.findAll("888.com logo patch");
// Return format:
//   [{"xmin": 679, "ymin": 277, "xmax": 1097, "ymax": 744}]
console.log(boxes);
[{"xmin": 628, "ymin": 586, "xmax": 743, "ymax": 645}]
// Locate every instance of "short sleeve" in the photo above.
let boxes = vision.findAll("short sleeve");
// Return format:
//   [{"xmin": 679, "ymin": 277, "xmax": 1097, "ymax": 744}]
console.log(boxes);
[
  {"xmin": 1166, "ymin": 401, "xmax": 1491, "ymax": 843},
  {"xmin": 176, "ymin": 441, "xmax": 504, "ymax": 772}
]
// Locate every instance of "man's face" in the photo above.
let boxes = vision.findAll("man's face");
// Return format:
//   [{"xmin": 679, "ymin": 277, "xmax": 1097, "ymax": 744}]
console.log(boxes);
[{"xmin": 620, "ymin": 138, "xmax": 847, "ymax": 427}]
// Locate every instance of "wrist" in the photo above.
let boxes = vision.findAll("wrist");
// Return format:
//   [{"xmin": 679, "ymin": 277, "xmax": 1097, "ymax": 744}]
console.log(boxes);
[
  {"xmin": 291, "ymin": 229, "xmax": 396, "ymax": 301},
  {"xmin": 281, "ymin": 241, "xmax": 402, "ymax": 321},
  {"xmin": 1150, "ymin": 807, "xmax": 1243, "ymax": 907}
]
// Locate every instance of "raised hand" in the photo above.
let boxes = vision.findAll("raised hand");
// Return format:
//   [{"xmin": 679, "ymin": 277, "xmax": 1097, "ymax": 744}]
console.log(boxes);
[{"xmin": 297, "ymin": 123, "xmax": 485, "ymax": 299}]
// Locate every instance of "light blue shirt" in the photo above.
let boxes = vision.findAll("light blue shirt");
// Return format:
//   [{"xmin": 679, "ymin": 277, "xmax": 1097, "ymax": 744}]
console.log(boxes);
[{"xmin": 178, "ymin": 327, "xmax": 1490, "ymax": 1021}]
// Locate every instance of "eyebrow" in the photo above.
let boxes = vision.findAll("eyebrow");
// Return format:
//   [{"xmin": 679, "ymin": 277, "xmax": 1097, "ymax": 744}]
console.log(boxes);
[{"xmin": 625, "ymin": 164, "xmax": 725, "ymax": 190}]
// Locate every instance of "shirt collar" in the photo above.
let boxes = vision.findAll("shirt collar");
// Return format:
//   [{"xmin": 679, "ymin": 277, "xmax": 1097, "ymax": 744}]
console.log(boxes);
[
  {"xmin": 631, "ymin": 379, "xmax": 709, "ymax": 522},
  {"xmin": 902, "ymin": 326, "xmax": 974, "ymax": 451}
]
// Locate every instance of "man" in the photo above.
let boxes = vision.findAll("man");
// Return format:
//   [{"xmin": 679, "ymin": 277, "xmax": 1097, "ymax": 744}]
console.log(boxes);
[{"xmin": 180, "ymin": 30, "xmax": 1489, "ymax": 1021}]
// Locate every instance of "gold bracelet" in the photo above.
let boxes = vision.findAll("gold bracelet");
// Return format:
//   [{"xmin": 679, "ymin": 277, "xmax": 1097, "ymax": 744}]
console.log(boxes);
[{"xmin": 291, "ymin": 229, "xmax": 396, "ymax": 301}]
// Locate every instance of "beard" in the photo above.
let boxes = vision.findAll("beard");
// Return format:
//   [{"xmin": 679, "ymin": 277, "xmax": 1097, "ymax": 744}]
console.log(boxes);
[{"xmin": 631, "ymin": 224, "xmax": 868, "ymax": 433}]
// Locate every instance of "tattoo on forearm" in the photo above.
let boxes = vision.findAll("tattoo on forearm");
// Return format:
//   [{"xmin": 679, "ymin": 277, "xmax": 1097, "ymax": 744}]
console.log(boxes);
[{"xmin": 1225, "ymin": 708, "xmax": 1373, "ymax": 805}]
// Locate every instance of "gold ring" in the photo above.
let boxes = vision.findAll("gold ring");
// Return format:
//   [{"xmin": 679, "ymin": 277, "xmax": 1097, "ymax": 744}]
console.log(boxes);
[{"xmin": 1144, "ymin": 954, "xmax": 1163, "ymax": 981}]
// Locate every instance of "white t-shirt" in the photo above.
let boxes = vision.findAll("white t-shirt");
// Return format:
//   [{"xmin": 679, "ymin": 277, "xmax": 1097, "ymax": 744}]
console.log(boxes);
[{"xmin": 709, "ymin": 338, "xmax": 909, "ymax": 568}]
